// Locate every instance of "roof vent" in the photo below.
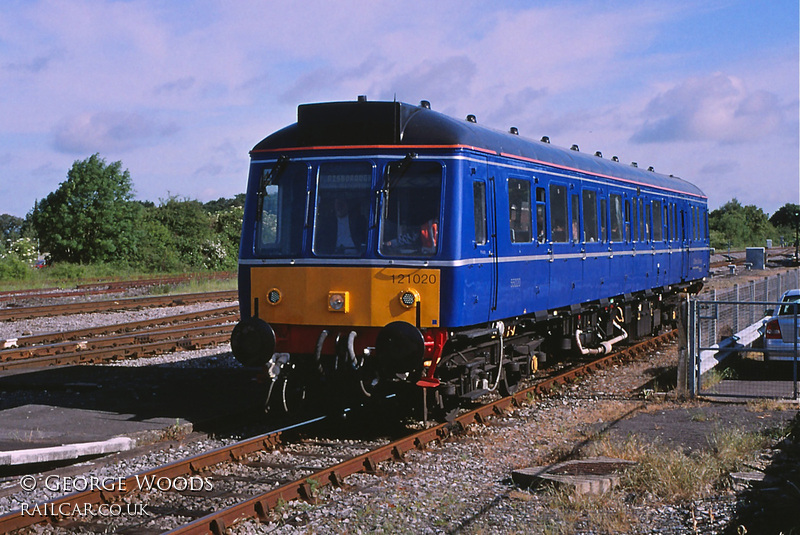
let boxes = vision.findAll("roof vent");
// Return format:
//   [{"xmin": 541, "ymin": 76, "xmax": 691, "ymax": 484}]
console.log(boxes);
[
  {"xmin": 571, "ymin": 144, "xmax": 580, "ymax": 151},
  {"xmin": 541, "ymin": 136, "xmax": 550, "ymax": 143},
  {"xmin": 631, "ymin": 162, "xmax": 638, "ymax": 168},
  {"xmin": 594, "ymin": 151, "xmax": 603, "ymax": 158},
  {"xmin": 648, "ymin": 166, "xmax": 655, "ymax": 172},
  {"xmin": 612, "ymin": 156, "xmax": 619, "ymax": 162},
  {"xmin": 357, "ymin": 95, "xmax": 367, "ymax": 102},
  {"xmin": 466, "ymin": 114, "xmax": 477, "ymax": 123},
  {"xmin": 420, "ymin": 100, "xmax": 431, "ymax": 109},
  {"xmin": 509, "ymin": 126, "xmax": 519, "ymax": 135}
]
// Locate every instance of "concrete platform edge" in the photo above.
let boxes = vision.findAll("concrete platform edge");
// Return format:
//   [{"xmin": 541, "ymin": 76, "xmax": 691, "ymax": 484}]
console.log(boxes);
[{"xmin": 0, "ymin": 437, "xmax": 135, "ymax": 466}]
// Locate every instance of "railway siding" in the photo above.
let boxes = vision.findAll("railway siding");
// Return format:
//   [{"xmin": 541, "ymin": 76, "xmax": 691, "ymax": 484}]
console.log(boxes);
[{"xmin": 0, "ymin": 290, "xmax": 237, "ymax": 322}]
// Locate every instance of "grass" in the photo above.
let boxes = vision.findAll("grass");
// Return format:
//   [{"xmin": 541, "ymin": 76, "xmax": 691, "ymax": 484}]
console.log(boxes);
[
  {"xmin": 700, "ymin": 366, "xmax": 737, "ymax": 389},
  {"xmin": 583, "ymin": 426, "xmax": 776, "ymax": 502},
  {"xmin": 148, "ymin": 277, "xmax": 237, "ymax": 295},
  {"xmin": 0, "ymin": 266, "xmax": 236, "ymax": 294},
  {"xmin": 537, "ymin": 486, "xmax": 634, "ymax": 535},
  {"xmin": 517, "ymin": 424, "xmax": 784, "ymax": 534}
]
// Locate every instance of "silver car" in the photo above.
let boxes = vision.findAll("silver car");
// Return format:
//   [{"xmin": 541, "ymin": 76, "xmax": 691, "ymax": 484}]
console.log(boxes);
[{"xmin": 764, "ymin": 289, "xmax": 800, "ymax": 362}]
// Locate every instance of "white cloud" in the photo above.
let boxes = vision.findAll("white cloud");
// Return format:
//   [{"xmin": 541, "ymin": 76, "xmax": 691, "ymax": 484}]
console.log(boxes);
[
  {"xmin": 632, "ymin": 73, "xmax": 789, "ymax": 144},
  {"xmin": 0, "ymin": 1, "xmax": 796, "ymax": 218},
  {"xmin": 52, "ymin": 112, "xmax": 179, "ymax": 154}
]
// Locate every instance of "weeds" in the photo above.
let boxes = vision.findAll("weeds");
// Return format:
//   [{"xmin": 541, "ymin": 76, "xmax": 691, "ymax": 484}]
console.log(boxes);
[
  {"xmin": 159, "ymin": 419, "xmax": 189, "ymax": 441},
  {"xmin": 539, "ymin": 486, "xmax": 634, "ymax": 535},
  {"xmin": 746, "ymin": 398, "xmax": 796, "ymax": 412},
  {"xmin": 701, "ymin": 366, "xmax": 737, "ymax": 389},
  {"xmin": 584, "ymin": 425, "xmax": 776, "ymax": 502}
]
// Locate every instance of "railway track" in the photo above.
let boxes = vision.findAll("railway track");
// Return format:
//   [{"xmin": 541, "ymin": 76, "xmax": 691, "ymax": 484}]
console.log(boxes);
[
  {"xmin": 0, "ymin": 305, "xmax": 239, "ymax": 370},
  {"xmin": 0, "ymin": 329, "xmax": 675, "ymax": 534},
  {"xmin": 0, "ymin": 273, "xmax": 235, "ymax": 303},
  {"xmin": 0, "ymin": 290, "xmax": 238, "ymax": 322},
  {"xmin": 709, "ymin": 246, "xmax": 795, "ymax": 269},
  {"xmin": 0, "ymin": 305, "xmax": 239, "ymax": 350}
]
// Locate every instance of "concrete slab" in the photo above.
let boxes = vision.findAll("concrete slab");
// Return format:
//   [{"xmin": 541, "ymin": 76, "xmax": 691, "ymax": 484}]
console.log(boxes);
[
  {"xmin": 512, "ymin": 457, "xmax": 636, "ymax": 495},
  {"xmin": 0, "ymin": 404, "xmax": 189, "ymax": 453},
  {"xmin": 0, "ymin": 437, "xmax": 135, "ymax": 466}
]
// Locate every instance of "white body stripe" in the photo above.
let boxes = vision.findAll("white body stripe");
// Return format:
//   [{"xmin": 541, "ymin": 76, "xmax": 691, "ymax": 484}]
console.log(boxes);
[{"xmin": 240, "ymin": 247, "xmax": 711, "ymax": 269}]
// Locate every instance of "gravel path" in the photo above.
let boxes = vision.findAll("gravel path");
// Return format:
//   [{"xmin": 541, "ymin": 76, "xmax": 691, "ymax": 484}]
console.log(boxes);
[
  {"xmin": 226, "ymin": 346, "xmax": 798, "ymax": 535},
  {"xmin": 1, "ymin": 285, "xmax": 798, "ymax": 533}
]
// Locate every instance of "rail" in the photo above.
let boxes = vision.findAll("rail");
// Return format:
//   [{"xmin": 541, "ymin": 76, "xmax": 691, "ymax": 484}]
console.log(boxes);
[{"xmin": 0, "ymin": 291, "xmax": 238, "ymax": 321}]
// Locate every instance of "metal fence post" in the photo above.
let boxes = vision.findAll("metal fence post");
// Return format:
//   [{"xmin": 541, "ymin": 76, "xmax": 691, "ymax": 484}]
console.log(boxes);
[
  {"xmin": 794, "ymin": 301, "xmax": 798, "ymax": 400},
  {"xmin": 688, "ymin": 297, "xmax": 697, "ymax": 396},
  {"xmin": 711, "ymin": 289, "xmax": 717, "ymax": 346},
  {"xmin": 676, "ymin": 294, "xmax": 689, "ymax": 398}
]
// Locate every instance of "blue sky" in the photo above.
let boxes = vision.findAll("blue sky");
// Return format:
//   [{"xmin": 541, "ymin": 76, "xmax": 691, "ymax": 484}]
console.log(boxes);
[{"xmin": 1, "ymin": 0, "xmax": 797, "ymax": 218}]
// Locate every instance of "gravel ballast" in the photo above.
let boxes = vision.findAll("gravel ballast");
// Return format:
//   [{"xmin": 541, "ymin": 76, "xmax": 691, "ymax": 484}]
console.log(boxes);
[{"xmin": 1, "ymin": 289, "xmax": 798, "ymax": 533}]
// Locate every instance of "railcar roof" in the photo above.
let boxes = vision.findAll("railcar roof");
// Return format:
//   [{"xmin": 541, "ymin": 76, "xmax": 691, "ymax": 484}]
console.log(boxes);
[{"xmin": 252, "ymin": 99, "xmax": 706, "ymax": 199}]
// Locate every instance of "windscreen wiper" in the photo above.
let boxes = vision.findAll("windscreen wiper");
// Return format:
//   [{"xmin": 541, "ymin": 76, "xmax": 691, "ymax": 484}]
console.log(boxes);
[{"xmin": 257, "ymin": 155, "xmax": 289, "ymax": 213}]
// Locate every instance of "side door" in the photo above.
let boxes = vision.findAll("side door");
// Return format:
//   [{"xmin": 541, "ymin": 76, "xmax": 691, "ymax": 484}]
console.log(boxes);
[
  {"xmin": 680, "ymin": 206, "xmax": 690, "ymax": 280},
  {"xmin": 470, "ymin": 158, "xmax": 497, "ymax": 321}
]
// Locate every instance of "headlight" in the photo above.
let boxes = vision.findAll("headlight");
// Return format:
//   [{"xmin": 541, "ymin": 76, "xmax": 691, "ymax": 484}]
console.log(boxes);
[
  {"xmin": 399, "ymin": 289, "xmax": 420, "ymax": 308},
  {"xmin": 267, "ymin": 288, "xmax": 282, "ymax": 305},
  {"xmin": 328, "ymin": 291, "xmax": 349, "ymax": 312}
]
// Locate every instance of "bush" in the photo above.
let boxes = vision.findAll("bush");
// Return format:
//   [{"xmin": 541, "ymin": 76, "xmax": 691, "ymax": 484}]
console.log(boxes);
[
  {"xmin": 45, "ymin": 262, "xmax": 88, "ymax": 280},
  {"xmin": 0, "ymin": 255, "xmax": 31, "ymax": 281}
]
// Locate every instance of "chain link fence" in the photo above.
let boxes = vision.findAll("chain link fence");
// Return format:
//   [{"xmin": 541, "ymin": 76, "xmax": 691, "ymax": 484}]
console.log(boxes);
[{"xmin": 690, "ymin": 268, "xmax": 800, "ymax": 400}]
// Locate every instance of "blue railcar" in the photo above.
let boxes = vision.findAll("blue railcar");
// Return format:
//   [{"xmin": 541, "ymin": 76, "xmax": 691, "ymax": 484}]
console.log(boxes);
[{"xmin": 232, "ymin": 97, "xmax": 709, "ymax": 415}]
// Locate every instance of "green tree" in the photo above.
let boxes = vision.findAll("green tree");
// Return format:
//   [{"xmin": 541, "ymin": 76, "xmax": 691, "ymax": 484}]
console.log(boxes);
[
  {"xmin": 769, "ymin": 203, "xmax": 800, "ymax": 243},
  {"xmin": 151, "ymin": 196, "xmax": 214, "ymax": 268},
  {"xmin": 208, "ymin": 206, "xmax": 243, "ymax": 270},
  {"xmin": 203, "ymin": 194, "xmax": 245, "ymax": 213},
  {"xmin": 30, "ymin": 154, "xmax": 137, "ymax": 263},
  {"xmin": 130, "ymin": 208, "xmax": 182, "ymax": 272},
  {"xmin": 0, "ymin": 214, "xmax": 24, "ymax": 245},
  {"xmin": 709, "ymin": 198, "xmax": 778, "ymax": 249},
  {"xmin": 126, "ymin": 196, "xmax": 243, "ymax": 272}
]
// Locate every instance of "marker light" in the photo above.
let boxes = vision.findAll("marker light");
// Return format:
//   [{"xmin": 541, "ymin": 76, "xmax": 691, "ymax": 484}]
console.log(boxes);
[{"xmin": 267, "ymin": 288, "xmax": 282, "ymax": 305}]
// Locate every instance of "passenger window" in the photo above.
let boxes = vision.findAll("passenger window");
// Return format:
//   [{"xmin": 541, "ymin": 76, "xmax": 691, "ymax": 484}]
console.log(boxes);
[
  {"xmin": 571, "ymin": 194, "xmax": 580, "ymax": 242},
  {"xmin": 645, "ymin": 203, "xmax": 652, "ymax": 241},
  {"xmin": 673, "ymin": 204, "xmax": 678, "ymax": 241},
  {"xmin": 473, "ymin": 181, "xmax": 487, "ymax": 245},
  {"xmin": 609, "ymin": 194, "xmax": 623, "ymax": 242},
  {"xmin": 600, "ymin": 198, "xmax": 608, "ymax": 242},
  {"xmin": 639, "ymin": 198, "xmax": 645, "ymax": 241},
  {"xmin": 536, "ymin": 187, "xmax": 547, "ymax": 242},
  {"xmin": 778, "ymin": 296, "xmax": 800, "ymax": 315},
  {"xmin": 653, "ymin": 200, "xmax": 663, "ymax": 241},
  {"xmin": 508, "ymin": 179, "xmax": 532, "ymax": 243},
  {"xmin": 550, "ymin": 184, "xmax": 568, "ymax": 242},
  {"xmin": 632, "ymin": 198, "xmax": 638, "ymax": 242},
  {"xmin": 582, "ymin": 190, "xmax": 598, "ymax": 242},
  {"xmin": 624, "ymin": 200, "xmax": 631, "ymax": 243}
]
